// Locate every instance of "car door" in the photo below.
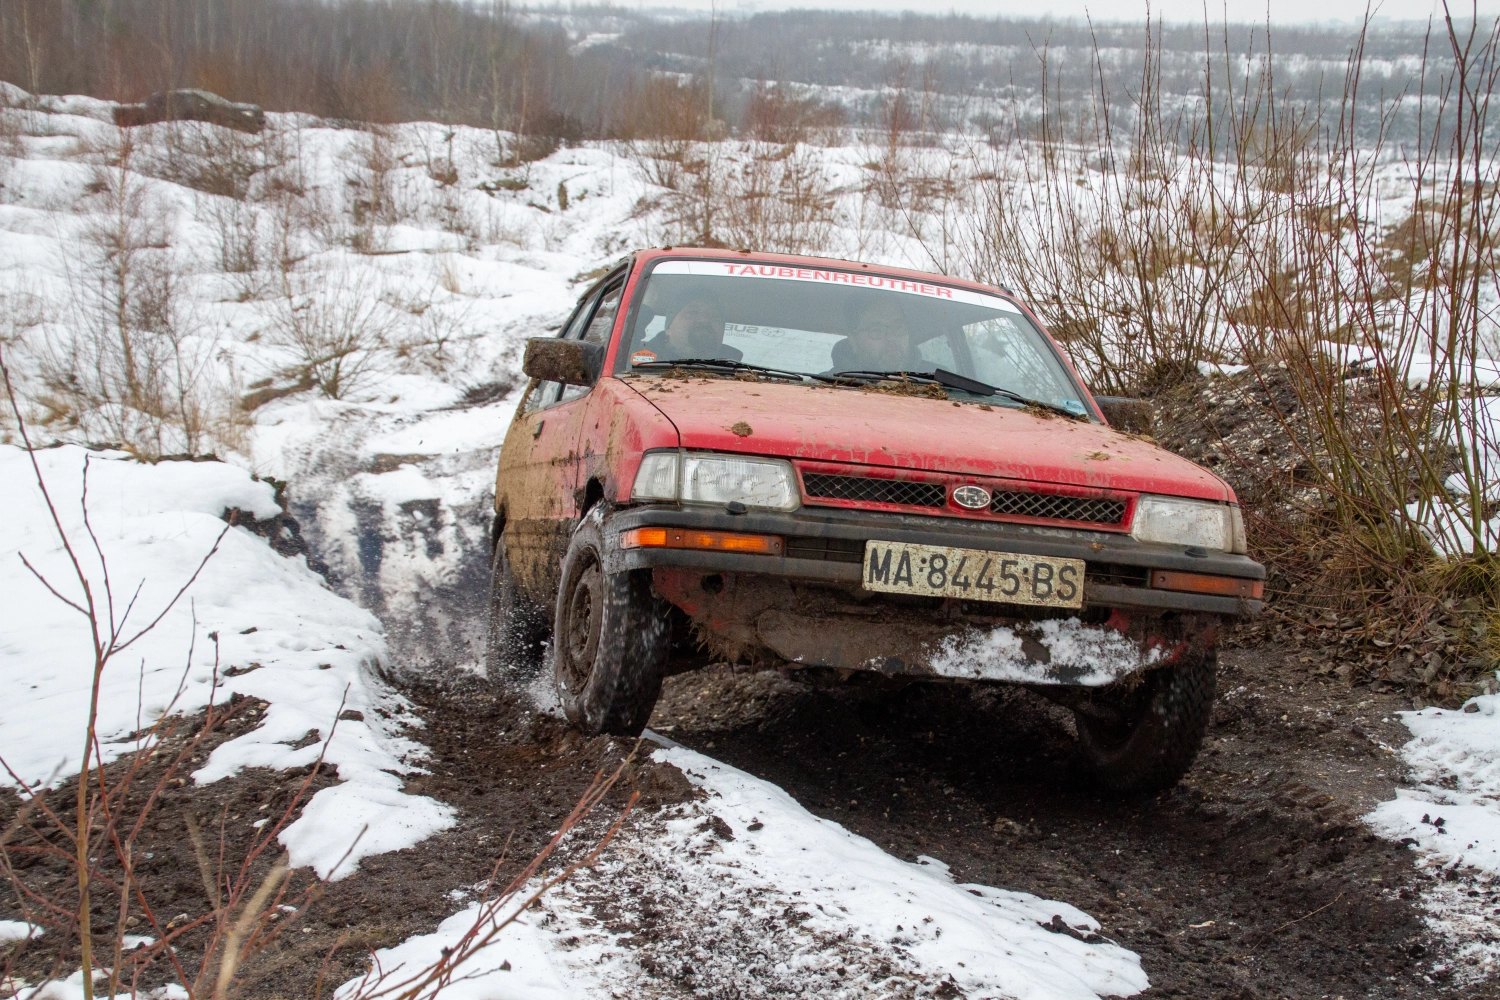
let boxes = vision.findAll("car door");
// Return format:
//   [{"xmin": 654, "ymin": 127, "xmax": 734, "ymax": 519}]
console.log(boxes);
[{"xmin": 495, "ymin": 270, "xmax": 627, "ymax": 604}]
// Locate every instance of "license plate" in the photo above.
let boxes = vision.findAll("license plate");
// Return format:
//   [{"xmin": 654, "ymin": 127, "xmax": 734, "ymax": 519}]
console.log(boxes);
[{"xmin": 862, "ymin": 540, "xmax": 1084, "ymax": 608}]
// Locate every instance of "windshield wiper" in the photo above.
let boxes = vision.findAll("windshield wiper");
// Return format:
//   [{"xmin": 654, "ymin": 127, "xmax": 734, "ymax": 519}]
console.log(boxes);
[
  {"xmin": 833, "ymin": 367, "xmax": 1086, "ymax": 420},
  {"xmin": 935, "ymin": 369, "xmax": 1088, "ymax": 420},
  {"xmin": 631, "ymin": 358, "xmax": 836, "ymax": 383},
  {"xmin": 829, "ymin": 369, "xmax": 943, "ymax": 385}
]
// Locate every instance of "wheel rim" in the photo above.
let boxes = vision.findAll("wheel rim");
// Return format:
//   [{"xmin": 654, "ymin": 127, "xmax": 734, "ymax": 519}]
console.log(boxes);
[{"xmin": 558, "ymin": 557, "xmax": 602, "ymax": 695}]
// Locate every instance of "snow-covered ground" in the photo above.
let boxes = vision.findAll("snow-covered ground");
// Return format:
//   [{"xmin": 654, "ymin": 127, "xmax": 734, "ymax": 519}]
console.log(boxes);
[
  {"xmin": 0, "ymin": 90, "xmax": 1154, "ymax": 997},
  {"xmin": 1366, "ymin": 692, "xmax": 1500, "ymax": 982},
  {"xmin": 340, "ymin": 746, "xmax": 1148, "ymax": 1000},
  {"xmin": 0, "ymin": 444, "xmax": 452, "ymax": 878}
]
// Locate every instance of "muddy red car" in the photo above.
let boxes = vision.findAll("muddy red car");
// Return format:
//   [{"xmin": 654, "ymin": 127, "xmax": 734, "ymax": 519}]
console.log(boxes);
[{"xmin": 488, "ymin": 248, "xmax": 1263, "ymax": 792}]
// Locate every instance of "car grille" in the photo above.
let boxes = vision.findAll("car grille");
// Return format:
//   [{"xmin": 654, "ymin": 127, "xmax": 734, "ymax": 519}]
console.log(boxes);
[
  {"xmin": 990, "ymin": 490, "xmax": 1126, "ymax": 525},
  {"xmin": 802, "ymin": 473, "xmax": 945, "ymax": 509},
  {"xmin": 803, "ymin": 471, "xmax": 1127, "ymax": 526}
]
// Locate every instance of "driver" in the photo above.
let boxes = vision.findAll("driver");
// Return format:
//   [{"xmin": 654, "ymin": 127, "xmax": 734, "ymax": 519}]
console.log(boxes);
[
  {"xmin": 634, "ymin": 297, "xmax": 742, "ymax": 363},
  {"xmin": 843, "ymin": 298, "xmax": 915, "ymax": 371}
]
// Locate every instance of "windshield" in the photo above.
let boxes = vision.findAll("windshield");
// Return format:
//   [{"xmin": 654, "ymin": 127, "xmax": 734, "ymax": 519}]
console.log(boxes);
[{"xmin": 616, "ymin": 260, "xmax": 1088, "ymax": 414}]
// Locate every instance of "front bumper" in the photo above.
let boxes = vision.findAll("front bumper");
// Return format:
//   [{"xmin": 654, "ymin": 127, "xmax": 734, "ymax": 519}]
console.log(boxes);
[{"xmin": 606, "ymin": 503, "xmax": 1264, "ymax": 618}]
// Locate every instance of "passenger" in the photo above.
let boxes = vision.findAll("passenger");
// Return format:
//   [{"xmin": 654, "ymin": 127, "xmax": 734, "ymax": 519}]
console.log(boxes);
[
  {"xmin": 839, "ymin": 298, "xmax": 916, "ymax": 372},
  {"xmin": 634, "ymin": 297, "xmax": 743, "ymax": 363}
]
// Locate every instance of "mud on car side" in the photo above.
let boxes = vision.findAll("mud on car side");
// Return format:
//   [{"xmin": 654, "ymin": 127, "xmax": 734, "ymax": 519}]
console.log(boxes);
[{"xmin": 488, "ymin": 249, "xmax": 1264, "ymax": 794}]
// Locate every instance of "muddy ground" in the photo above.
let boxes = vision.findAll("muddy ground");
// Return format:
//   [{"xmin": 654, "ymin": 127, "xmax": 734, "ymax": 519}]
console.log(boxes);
[
  {"xmin": 4, "ymin": 645, "xmax": 1489, "ymax": 998},
  {"xmin": 646, "ymin": 647, "xmax": 1480, "ymax": 999},
  {"xmin": 0, "ymin": 688, "xmax": 688, "ymax": 998}
]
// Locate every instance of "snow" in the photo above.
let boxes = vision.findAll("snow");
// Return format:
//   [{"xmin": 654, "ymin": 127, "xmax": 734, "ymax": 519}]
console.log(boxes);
[
  {"xmin": 0, "ymin": 445, "xmax": 452, "ymax": 880},
  {"xmin": 1367, "ymin": 691, "xmax": 1500, "ymax": 980},
  {"xmin": 0, "ymin": 919, "xmax": 41, "ymax": 943},
  {"xmin": 342, "ymin": 747, "xmax": 1148, "ymax": 1000},
  {"xmin": 929, "ymin": 618, "xmax": 1164, "ymax": 686},
  {"xmin": 1407, "ymin": 395, "xmax": 1500, "ymax": 557}
]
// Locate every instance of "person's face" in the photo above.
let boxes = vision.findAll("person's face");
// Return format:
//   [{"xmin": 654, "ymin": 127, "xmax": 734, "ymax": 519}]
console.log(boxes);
[
  {"xmin": 856, "ymin": 302, "xmax": 910, "ymax": 369},
  {"xmin": 666, "ymin": 300, "xmax": 725, "ymax": 355}
]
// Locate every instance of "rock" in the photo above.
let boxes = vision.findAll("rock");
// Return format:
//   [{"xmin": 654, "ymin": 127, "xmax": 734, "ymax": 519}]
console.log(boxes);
[{"xmin": 114, "ymin": 89, "xmax": 266, "ymax": 134}]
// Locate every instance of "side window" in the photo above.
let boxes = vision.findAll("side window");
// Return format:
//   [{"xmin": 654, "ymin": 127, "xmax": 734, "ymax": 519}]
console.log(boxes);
[
  {"xmin": 559, "ymin": 276, "xmax": 626, "ymax": 403},
  {"xmin": 581, "ymin": 282, "xmax": 623, "ymax": 346},
  {"xmin": 523, "ymin": 290, "xmax": 597, "ymax": 414}
]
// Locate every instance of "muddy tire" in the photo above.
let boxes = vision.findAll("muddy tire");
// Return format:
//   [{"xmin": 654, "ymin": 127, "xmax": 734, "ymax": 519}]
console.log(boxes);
[
  {"xmin": 552, "ymin": 506, "xmax": 671, "ymax": 736},
  {"xmin": 485, "ymin": 533, "xmax": 550, "ymax": 688},
  {"xmin": 1073, "ymin": 650, "xmax": 1217, "ymax": 795}
]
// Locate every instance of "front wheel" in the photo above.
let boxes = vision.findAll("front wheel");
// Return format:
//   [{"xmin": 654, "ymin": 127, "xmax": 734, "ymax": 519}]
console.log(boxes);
[
  {"xmin": 553, "ymin": 506, "xmax": 671, "ymax": 736},
  {"xmin": 1073, "ymin": 649, "xmax": 1218, "ymax": 795}
]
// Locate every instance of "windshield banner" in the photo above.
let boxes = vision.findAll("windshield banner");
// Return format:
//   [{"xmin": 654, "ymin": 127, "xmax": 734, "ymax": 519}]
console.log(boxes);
[{"xmin": 650, "ymin": 259, "xmax": 1022, "ymax": 313}]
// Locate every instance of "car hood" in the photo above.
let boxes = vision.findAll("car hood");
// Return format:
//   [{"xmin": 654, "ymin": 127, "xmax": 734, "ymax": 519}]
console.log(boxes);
[{"xmin": 623, "ymin": 376, "xmax": 1233, "ymax": 502}]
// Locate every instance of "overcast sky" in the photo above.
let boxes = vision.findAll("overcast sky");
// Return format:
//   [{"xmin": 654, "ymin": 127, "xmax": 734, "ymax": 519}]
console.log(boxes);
[{"xmin": 616, "ymin": 0, "xmax": 1494, "ymax": 26}]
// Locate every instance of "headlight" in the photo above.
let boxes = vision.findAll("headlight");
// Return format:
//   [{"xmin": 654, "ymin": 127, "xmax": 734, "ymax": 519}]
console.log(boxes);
[
  {"xmin": 630, "ymin": 451, "xmax": 800, "ymax": 511},
  {"xmin": 631, "ymin": 452, "xmax": 679, "ymax": 501},
  {"xmin": 1131, "ymin": 495, "xmax": 1245, "ymax": 553}
]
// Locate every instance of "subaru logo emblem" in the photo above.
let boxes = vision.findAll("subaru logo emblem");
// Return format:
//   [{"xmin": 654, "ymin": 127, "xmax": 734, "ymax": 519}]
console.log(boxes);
[{"xmin": 952, "ymin": 485, "xmax": 991, "ymax": 509}]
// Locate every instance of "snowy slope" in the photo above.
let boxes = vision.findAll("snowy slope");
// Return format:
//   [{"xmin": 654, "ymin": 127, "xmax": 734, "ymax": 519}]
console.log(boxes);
[{"xmin": 0, "ymin": 444, "xmax": 452, "ymax": 878}]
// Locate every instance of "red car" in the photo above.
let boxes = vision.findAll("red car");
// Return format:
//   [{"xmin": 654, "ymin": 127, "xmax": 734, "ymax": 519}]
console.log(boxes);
[{"xmin": 489, "ymin": 248, "xmax": 1263, "ymax": 792}]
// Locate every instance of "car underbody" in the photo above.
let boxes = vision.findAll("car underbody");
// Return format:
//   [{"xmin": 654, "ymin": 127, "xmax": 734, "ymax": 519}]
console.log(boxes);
[{"xmin": 650, "ymin": 565, "xmax": 1221, "ymax": 687}]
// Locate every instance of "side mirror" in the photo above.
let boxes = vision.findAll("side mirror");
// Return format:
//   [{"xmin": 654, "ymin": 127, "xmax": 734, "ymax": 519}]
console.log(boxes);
[
  {"xmin": 1093, "ymin": 395, "xmax": 1154, "ymax": 436},
  {"xmin": 523, "ymin": 338, "xmax": 604, "ymax": 387}
]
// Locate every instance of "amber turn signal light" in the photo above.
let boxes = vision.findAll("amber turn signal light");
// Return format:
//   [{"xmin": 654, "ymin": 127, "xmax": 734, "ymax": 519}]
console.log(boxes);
[
  {"xmin": 620, "ymin": 527, "xmax": 784, "ymax": 556},
  {"xmin": 1150, "ymin": 569, "xmax": 1264, "ymax": 599}
]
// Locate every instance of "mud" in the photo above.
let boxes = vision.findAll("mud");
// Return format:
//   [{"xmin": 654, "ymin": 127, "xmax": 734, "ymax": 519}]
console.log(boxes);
[{"xmin": 648, "ymin": 648, "xmax": 1488, "ymax": 998}]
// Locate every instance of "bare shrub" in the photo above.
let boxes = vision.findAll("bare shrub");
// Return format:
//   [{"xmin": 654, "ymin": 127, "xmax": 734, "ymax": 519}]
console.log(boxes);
[
  {"xmin": 199, "ymin": 193, "xmax": 263, "ymax": 295},
  {"xmin": 392, "ymin": 301, "xmax": 478, "ymax": 377},
  {"xmin": 0, "ymin": 374, "xmax": 639, "ymax": 996},
  {"xmin": 0, "ymin": 101, "xmax": 20, "ymax": 196},
  {"xmin": 266, "ymin": 268, "xmax": 399, "ymax": 400},
  {"xmin": 146, "ymin": 120, "xmax": 264, "ymax": 200},
  {"xmin": 342, "ymin": 127, "xmax": 406, "ymax": 254},
  {"xmin": 718, "ymin": 143, "xmax": 838, "ymax": 255},
  {"xmin": 628, "ymin": 136, "xmax": 691, "ymax": 192},
  {"xmin": 957, "ymin": 13, "xmax": 1500, "ymax": 673},
  {"xmin": 37, "ymin": 137, "xmax": 236, "ymax": 457},
  {"xmin": 476, "ymin": 201, "xmax": 531, "ymax": 249},
  {"xmin": 744, "ymin": 81, "xmax": 846, "ymax": 145}
]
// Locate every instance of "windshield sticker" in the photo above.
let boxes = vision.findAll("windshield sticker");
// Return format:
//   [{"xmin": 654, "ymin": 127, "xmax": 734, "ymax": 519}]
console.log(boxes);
[
  {"xmin": 630, "ymin": 349, "xmax": 657, "ymax": 365},
  {"xmin": 651, "ymin": 259, "xmax": 1022, "ymax": 313}
]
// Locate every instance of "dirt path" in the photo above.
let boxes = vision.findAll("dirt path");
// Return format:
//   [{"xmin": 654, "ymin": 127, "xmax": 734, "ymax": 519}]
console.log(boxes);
[{"xmin": 647, "ymin": 647, "xmax": 1483, "ymax": 999}]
